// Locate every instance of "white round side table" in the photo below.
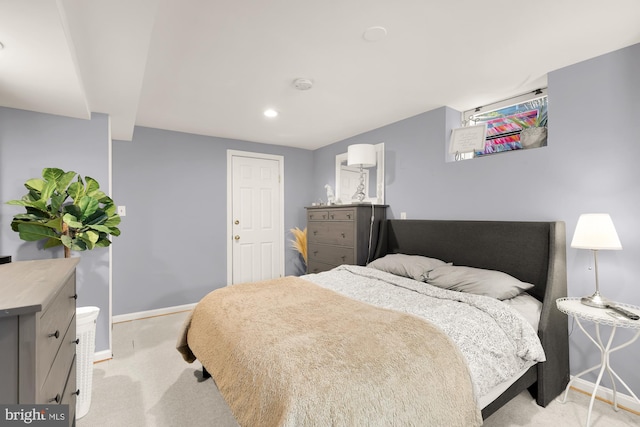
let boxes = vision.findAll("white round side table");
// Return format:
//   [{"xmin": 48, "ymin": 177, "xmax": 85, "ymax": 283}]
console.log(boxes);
[{"xmin": 556, "ymin": 297, "xmax": 640, "ymax": 427}]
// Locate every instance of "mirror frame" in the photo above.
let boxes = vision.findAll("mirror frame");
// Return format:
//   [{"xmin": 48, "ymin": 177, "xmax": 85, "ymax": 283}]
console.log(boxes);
[{"xmin": 335, "ymin": 142, "xmax": 385, "ymax": 204}]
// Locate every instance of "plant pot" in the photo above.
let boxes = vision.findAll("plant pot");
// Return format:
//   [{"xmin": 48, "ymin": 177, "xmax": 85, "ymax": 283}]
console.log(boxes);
[{"xmin": 520, "ymin": 127, "xmax": 547, "ymax": 149}]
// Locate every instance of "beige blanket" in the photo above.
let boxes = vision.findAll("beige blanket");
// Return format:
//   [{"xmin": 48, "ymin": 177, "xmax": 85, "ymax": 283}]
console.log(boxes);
[{"xmin": 177, "ymin": 276, "xmax": 482, "ymax": 427}]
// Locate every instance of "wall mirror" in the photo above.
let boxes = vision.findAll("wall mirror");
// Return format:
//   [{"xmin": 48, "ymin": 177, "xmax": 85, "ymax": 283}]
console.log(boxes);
[{"xmin": 335, "ymin": 142, "xmax": 385, "ymax": 204}]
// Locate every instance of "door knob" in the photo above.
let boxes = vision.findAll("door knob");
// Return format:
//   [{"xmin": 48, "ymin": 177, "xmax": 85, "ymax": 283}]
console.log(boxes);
[
  {"xmin": 234, "ymin": 235, "xmax": 240, "ymax": 240},
  {"xmin": 234, "ymin": 220, "xmax": 239, "ymax": 225}
]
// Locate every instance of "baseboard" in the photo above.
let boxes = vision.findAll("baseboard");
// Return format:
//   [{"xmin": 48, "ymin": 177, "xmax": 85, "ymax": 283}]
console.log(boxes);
[
  {"xmin": 90, "ymin": 304, "xmax": 196, "ymax": 364},
  {"xmin": 93, "ymin": 349, "xmax": 112, "ymax": 363},
  {"xmin": 571, "ymin": 376, "xmax": 640, "ymax": 414},
  {"xmin": 112, "ymin": 303, "xmax": 197, "ymax": 324}
]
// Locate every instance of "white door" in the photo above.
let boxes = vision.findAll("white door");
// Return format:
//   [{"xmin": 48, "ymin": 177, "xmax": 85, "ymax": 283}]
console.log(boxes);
[{"xmin": 228, "ymin": 151, "xmax": 284, "ymax": 284}]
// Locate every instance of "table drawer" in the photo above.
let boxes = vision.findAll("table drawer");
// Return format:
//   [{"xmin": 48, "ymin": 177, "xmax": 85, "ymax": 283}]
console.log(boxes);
[
  {"xmin": 308, "ymin": 243, "xmax": 354, "ymax": 266},
  {"xmin": 308, "ymin": 222, "xmax": 354, "ymax": 246},
  {"xmin": 37, "ymin": 274, "xmax": 76, "ymax": 383},
  {"xmin": 39, "ymin": 319, "xmax": 75, "ymax": 405}
]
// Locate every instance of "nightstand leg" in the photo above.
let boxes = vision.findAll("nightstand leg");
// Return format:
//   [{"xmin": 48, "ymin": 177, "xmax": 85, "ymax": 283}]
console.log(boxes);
[
  {"xmin": 586, "ymin": 323, "xmax": 617, "ymax": 427},
  {"xmin": 560, "ymin": 318, "xmax": 640, "ymax": 427}
]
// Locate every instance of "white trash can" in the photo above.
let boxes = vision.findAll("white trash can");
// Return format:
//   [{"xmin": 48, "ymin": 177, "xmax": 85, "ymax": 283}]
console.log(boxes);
[{"xmin": 76, "ymin": 306, "xmax": 100, "ymax": 419}]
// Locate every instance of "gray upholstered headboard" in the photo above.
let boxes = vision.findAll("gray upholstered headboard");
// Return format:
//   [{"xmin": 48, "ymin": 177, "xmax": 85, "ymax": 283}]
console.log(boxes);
[
  {"xmin": 372, "ymin": 219, "xmax": 569, "ymax": 416},
  {"xmin": 372, "ymin": 219, "xmax": 564, "ymax": 303}
]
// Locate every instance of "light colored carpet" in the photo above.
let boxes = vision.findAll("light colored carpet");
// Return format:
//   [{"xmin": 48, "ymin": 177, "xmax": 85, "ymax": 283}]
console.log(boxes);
[{"xmin": 77, "ymin": 311, "xmax": 639, "ymax": 426}]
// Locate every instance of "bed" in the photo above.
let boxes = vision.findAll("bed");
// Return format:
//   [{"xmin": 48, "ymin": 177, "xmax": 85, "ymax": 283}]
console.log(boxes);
[{"xmin": 177, "ymin": 219, "xmax": 570, "ymax": 425}]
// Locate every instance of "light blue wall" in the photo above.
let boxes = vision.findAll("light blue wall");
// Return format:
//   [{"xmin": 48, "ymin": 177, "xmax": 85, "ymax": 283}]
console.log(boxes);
[
  {"xmin": 111, "ymin": 126, "xmax": 313, "ymax": 316},
  {"xmin": 0, "ymin": 108, "xmax": 111, "ymax": 353},
  {"xmin": 2, "ymin": 42, "xmax": 638, "ymax": 395},
  {"xmin": 313, "ymin": 43, "xmax": 640, "ymax": 396}
]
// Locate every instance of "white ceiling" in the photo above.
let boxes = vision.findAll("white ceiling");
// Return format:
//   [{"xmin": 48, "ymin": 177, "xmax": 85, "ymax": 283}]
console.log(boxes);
[{"xmin": 1, "ymin": 1, "xmax": 640, "ymax": 150}]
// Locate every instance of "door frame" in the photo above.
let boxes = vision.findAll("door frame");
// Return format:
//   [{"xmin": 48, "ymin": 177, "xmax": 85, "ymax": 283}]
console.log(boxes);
[{"xmin": 226, "ymin": 149, "xmax": 285, "ymax": 285}]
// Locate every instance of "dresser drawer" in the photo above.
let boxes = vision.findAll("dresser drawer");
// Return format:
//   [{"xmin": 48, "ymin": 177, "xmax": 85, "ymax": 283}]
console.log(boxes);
[
  {"xmin": 308, "ymin": 222, "xmax": 354, "ymax": 245},
  {"xmin": 39, "ymin": 318, "xmax": 75, "ymax": 405},
  {"xmin": 327, "ymin": 209, "xmax": 355, "ymax": 221},
  {"xmin": 307, "ymin": 259, "xmax": 337, "ymax": 274},
  {"xmin": 307, "ymin": 210, "xmax": 329, "ymax": 221},
  {"xmin": 307, "ymin": 209, "xmax": 356, "ymax": 221},
  {"xmin": 37, "ymin": 274, "xmax": 76, "ymax": 383},
  {"xmin": 61, "ymin": 356, "xmax": 77, "ymax": 426},
  {"xmin": 308, "ymin": 243, "xmax": 354, "ymax": 266}
]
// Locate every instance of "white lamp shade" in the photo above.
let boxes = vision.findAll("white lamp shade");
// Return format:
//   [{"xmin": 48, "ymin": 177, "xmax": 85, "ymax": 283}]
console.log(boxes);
[
  {"xmin": 347, "ymin": 144, "xmax": 376, "ymax": 167},
  {"xmin": 571, "ymin": 213, "xmax": 622, "ymax": 250}
]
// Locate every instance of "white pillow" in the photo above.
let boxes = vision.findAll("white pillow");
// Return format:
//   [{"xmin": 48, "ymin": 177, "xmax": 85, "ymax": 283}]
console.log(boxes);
[
  {"xmin": 502, "ymin": 293, "xmax": 542, "ymax": 330},
  {"xmin": 367, "ymin": 254, "xmax": 449, "ymax": 281},
  {"xmin": 425, "ymin": 265, "xmax": 534, "ymax": 300}
]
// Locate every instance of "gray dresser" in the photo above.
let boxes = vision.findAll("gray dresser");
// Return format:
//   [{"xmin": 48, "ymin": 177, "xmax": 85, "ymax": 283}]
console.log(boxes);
[
  {"xmin": 306, "ymin": 204, "xmax": 387, "ymax": 273},
  {"xmin": 0, "ymin": 258, "xmax": 80, "ymax": 426}
]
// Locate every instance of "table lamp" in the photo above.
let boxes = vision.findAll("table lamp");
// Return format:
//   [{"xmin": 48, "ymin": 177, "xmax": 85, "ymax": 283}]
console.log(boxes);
[
  {"xmin": 570, "ymin": 213, "xmax": 622, "ymax": 308},
  {"xmin": 347, "ymin": 144, "xmax": 376, "ymax": 202}
]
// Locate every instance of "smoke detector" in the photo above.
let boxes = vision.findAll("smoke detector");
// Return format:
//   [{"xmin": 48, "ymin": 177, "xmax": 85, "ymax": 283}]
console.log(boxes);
[{"xmin": 293, "ymin": 78, "xmax": 313, "ymax": 90}]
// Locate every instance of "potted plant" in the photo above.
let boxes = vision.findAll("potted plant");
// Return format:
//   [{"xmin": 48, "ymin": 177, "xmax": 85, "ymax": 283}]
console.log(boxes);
[
  {"xmin": 6, "ymin": 167, "xmax": 121, "ymax": 258},
  {"xmin": 510, "ymin": 104, "xmax": 548, "ymax": 149},
  {"xmin": 6, "ymin": 167, "xmax": 120, "ymax": 419}
]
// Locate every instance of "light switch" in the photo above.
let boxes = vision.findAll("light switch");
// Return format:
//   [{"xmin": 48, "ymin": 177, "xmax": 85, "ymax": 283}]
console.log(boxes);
[
  {"xmin": 400, "ymin": 212, "xmax": 407, "ymax": 219},
  {"xmin": 117, "ymin": 206, "xmax": 126, "ymax": 217}
]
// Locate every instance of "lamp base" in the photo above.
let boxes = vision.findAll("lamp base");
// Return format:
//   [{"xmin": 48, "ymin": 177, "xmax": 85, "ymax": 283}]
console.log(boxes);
[{"xmin": 580, "ymin": 292, "xmax": 609, "ymax": 309}]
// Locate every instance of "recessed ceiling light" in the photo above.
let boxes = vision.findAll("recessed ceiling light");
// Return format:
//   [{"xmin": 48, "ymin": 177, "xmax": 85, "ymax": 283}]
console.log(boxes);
[
  {"xmin": 264, "ymin": 109, "xmax": 278, "ymax": 118},
  {"xmin": 363, "ymin": 26, "xmax": 387, "ymax": 42}
]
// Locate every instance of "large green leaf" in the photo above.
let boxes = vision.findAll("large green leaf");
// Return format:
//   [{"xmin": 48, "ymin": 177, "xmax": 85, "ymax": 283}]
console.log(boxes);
[
  {"xmin": 63, "ymin": 204, "xmax": 82, "ymax": 218},
  {"xmin": 17, "ymin": 223, "xmax": 58, "ymax": 241},
  {"xmin": 67, "ymin": 181, "xmax": 85, "ymax": 202},
  {"xmin": 87, "ymin": 224, "xmax": 111, "ymax": 233},
  {"xmin": 44, "ymin": 237, "xmax": 63, "ymax": 249},
  {"xmin": 62, "ymin": 213, "xmax": 83, "ymax": 229},
  {"xmin": 61, "ymin": 235, "xmax": 88, "ymax": 251},
  {"xmin": 25, "ymin": 178, "xmax": 45, "ymax": 192},
  {"xmin": 104, "ymin": 203, "xmax": 117, "ymax": 216},
  {"xmin": 55, "ymin": 171, "xmax": 78, "ymax": 193},
  {"xmin": 104, "ymin": 215, "xmax": 121, "ymax": 227},
  {"xmin": 84, "ymin": 211, "xmax": 107, "ymax": 226},
  {"xmin": 50, "ymin": 193, "xmax": 67, "ymax": 214},
  {"xmin": 78, "ymin": 196, "xmax": 99, "ymax": 220},
  {"xmin": 95, "ymin": 237, "xmax": 112, "ymax": 248},
  {"xmin": 42, "ymin": 168, "xmax": 66, "ymax": 182},
  {"xmin": 44, "ymin": 217, "xmax": 63, "ymax": 232},
  {"xmin": 85, "ymin": 176, "xmax": 100, "ymax": 196},
  {"xmin": 39, "ymin": 179, "xmax": 57, "ymax": 202},
  {"xmin": 7, "ymin": 198, "xmax": 48, "ymax": 212}
]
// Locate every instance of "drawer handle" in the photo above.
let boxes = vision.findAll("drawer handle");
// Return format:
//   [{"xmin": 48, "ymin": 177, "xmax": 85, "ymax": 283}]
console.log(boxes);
[
  {"xmin": 330, "ymin": 214, "xmax": 334, "ymax": 219},
  {"xmin": 341, "ymin": 256, "xmax": 346, "ymax": 261},
  {"xmin": 71, "ymin": 293, "xmax": 78, "ymax": 300},
  {"xmin": 313, "ymin": 250, "xmax": 318, "ymax": 255},
  {"xmin": 73, "ymin": 338, "xmax": 80, "ymax": 345},
  {"xmin": 313, "ymin": 230, "xmax": 317, "ymax": 235},
  {"xmin": 341, "ymin": 233, "xmax": 346, "ymax": 238},
  {"xmin": 49, "ymin": 394, "xmax": 61, "ymax": 403},
  {"xmin": 73, "ymin": 389, "xmax": 80, "ymax": 396},
  {"xmin": 49, "ymin": 330, "xmax": 60, "ymax": 339},
  {"xmin": 309, "ymin": 214, "xmax": 314, "ymax": 219}
]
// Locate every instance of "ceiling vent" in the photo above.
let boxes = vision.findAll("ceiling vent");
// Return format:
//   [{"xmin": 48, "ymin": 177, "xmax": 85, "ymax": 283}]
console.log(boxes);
[{"xmin": 293, "ymin": 78, "xmax": 313, "ymax": 91}]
